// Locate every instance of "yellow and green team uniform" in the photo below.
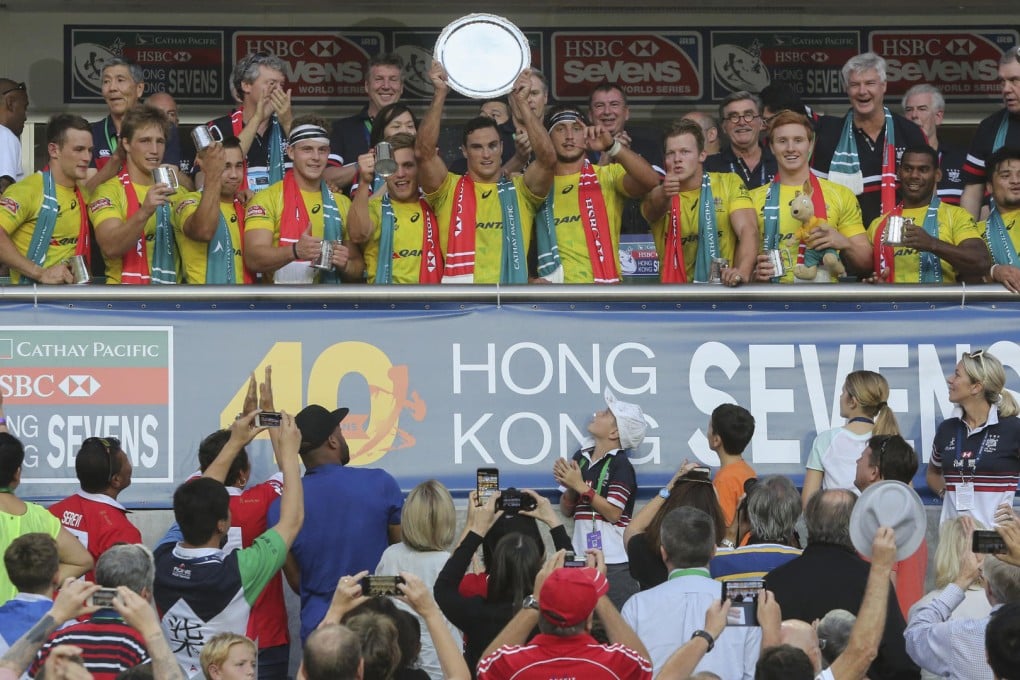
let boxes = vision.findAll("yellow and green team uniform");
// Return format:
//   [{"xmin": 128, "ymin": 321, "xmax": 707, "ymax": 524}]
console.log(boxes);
[
  {"xmin": 645, "ymin": 172, "xmax": 752, "ymax": 282},
  {"xmin": 749, "ymin": 178, "xmax": 865, "ymax": 284},
  {"xmin": 426, "ymin": 172, "xmax": 542, "ymax": 284},
  {"xmin": 171, "ymin": 191, "xmax": 245, "ymax": 284},
  {"xmin": 365, "ymin": 195, "xmax": 436, "ymax": 284},
  {"xmin": 978, "ymin": 207, "xmax": 1020, "ymax": 256},
  {"xmin": 867, "ymin": 203, "xmax": 981, "ymax": 283},
  {"xmin": 0, "ymin": 174, "xmax": 85, "ymax": 283},
  {"xmin": 245, "ymin": 180, "xmax": 352, "ymax": 283},
  {"xmin": 547, "ymin": 164, "xmax": 632, "ymax": 283},
  {"xmin": 89, "ymin": 176, "xmax": 177, "ymax": 285}
]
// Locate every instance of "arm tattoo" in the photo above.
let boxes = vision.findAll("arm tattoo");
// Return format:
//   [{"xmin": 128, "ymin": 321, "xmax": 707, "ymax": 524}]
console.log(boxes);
[{"xmin": 0, "ymin": 614, "xmax": 58, "ymax": 674}]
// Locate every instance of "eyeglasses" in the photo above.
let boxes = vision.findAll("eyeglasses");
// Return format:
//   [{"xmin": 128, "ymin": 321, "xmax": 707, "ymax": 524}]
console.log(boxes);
[
  {"xmin": 874, "ymin": 437, "xmax": 890, "ymax": 473},
  {"xmin": 82, "ymin": 437, "xmax": 121, "ymax": 483},
  {"xmin": 0, "ymin": 82, "xmax": 25, "ymax": 97},
  {"xmin": 724, "ymin": 112, "xmax": 760, "ymax": 124}
]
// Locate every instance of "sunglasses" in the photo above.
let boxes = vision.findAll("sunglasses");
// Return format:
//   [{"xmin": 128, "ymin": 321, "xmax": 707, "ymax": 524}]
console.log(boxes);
[
  {"xmin": 83, "ymin": 437, "xmax": 122, "ymax": 483},
  {"xmin": 0, "ymin": 82, "xmax": 25, "ymax": 97}
]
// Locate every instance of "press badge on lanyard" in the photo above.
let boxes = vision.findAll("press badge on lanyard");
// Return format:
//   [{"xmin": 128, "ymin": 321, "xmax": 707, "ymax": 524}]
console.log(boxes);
[
  {"xmin": 583, "ymin": 455, "xmax": 612, "ymax": 550},
  {"xmin": 956, "ymin": 423, "xmax": 989, "ymax": 512}
]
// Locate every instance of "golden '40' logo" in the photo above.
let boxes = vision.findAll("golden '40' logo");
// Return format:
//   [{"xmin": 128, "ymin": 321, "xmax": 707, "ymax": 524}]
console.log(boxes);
[{"xmin": 219, "ymin": 341, "xmax": 426, "ymax": 465}]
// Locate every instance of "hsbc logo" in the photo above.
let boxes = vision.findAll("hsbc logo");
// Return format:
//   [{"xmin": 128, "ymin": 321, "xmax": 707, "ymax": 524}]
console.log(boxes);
[
  {"xmin": 811, "ymin": 52, "xmax": 828, "ymax": 63},
  {"xmin": 629, "ymin": 40, "xmax": 659, "ymax": 58},
  {"xmin": 174, "ymin": 51, "xmax": 192, "ymax": 63},
  {"xmin": 945, "ymin": 38, "xmax": 976, "ymax": 56},
  {"xmin": 59, "ymin": 375, "xmax": 101, "ymax": 398},
  {"xmin": 310, "ymin": 40, "xmax": 342, "ymax": 58},
  {"xmin": 0, "ymin": 373, "xmax": 100, "ymax": 398}
]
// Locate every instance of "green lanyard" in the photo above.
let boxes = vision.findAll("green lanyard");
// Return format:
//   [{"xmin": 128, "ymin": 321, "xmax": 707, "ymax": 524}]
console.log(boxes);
[
  {"xmin": 104, "ymin": 117, "xmax": 119, "ymax": 155},
  {"xmin": 0, "ymin": 487, "xmax": 13, "ymax": 494},
  {"xmin": 580, "ymin": 451, "xmax": 613, "ymax": 496},
  {"xmin": 668, "ymin": 567, "xmax": 710, "ymax": 580}
]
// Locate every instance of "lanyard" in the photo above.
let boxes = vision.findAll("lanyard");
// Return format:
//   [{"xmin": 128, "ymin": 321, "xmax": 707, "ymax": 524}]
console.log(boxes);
[
  {"xmin": 668, "ymin": 567, "xmax": 710, "ymax": 580},
  {"xmin": 955, "ymin": 422, "xmax": 991, "ymax": 476},
  {"xmin": 580, "ymin": 451, "xmax": 613, "ymax": 496},
  {"xmin": 104, "ymin": 117, "xmax": 118, "ymax": 155},
  {"xmin": 730, "ymin": 155, "xmax": 766, "ymax": 187},
  {"xmin": 847, "ymin": 416, "xmax": 874, "ymax": 425}
]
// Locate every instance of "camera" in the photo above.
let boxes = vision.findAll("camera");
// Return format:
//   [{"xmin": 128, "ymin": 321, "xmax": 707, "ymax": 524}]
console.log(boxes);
[
  {"xmin": 564, "ymin": 552, "xmax": 586, "ymax": 568},
  {"xmin": 972, "ymin": 530, "xmax": 1007, "ymax": 554},
  {"xmin": 89, "ymin": 587, "xmax": 119, "ymax": 608},
  {"xmin": 255, "ymin": 411, "xmax": 282, "ymax": 427},
  {"xmin": 495, "ymin": 487, "xmax": 537, "ymax": 517},
  {"xmin": 361, "ymin": 575, "xmax": 405, "ymax": 596}
]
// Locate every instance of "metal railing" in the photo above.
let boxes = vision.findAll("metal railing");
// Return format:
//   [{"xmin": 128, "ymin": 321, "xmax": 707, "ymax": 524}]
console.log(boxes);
[{"xmin": 0, "ymin": 282, "xmax": 1016, "ymax": 306}]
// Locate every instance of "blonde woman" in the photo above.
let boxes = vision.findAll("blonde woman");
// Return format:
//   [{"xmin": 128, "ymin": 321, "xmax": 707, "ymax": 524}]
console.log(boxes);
[
  {"xmin": 927, "ymin": 349, "xmax": 1020, "ymax": 528},
  {"xmin": 375, "ymin": 480, "xmax": 459, "ymax": 680},
  {"xmin": 802, "ymin": 370, "xmax": 900, "ymax": 508}
]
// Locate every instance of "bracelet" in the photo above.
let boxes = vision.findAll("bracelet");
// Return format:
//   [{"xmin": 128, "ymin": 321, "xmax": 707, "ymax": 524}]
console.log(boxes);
[
  {"xmin": 607, "ymin": 140, "xmax": 623, "ymax": 158},
  {"xmin": 292, "ymin": 242, "xmax": 299, "ymax": 261},
  {"xmin": 691, "ymin": 629, "xmax": 715, "ymax": 652},
  {"xmin": 990, "ymin": 263, "xmax": 1000, "ymax": 281}
]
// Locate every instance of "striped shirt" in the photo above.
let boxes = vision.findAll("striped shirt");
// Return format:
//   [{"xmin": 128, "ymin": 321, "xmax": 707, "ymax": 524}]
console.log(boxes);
[{"xmin": 32, "ymin": 613, "xmax": 150, "ymax": 680}]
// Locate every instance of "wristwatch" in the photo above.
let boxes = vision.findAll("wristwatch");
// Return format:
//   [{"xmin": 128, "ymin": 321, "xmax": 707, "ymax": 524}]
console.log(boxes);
[
  {"xmin": 658, "ymin": 487, "xmax": 671, "ymax": 500},
  {"xmin": 691, "ymin": 629, "xmax": 715, "ymax": 652},
  {"xmin": 522, "ymin": 595, "xmax": 540, "ymax": 610},
  {"xmin": 579, "ymin": 490, "xmax": 595, "ymax": 504}
]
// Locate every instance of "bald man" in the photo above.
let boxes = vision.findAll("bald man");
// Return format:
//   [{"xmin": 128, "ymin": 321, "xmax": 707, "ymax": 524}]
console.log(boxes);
[
  {"xmin": 147, "ymin": 91, "xmax": 195, "ymax": 191},
  {"xmin": 0, "ymin": 78, "xmax": 29, "ymax": 192}
]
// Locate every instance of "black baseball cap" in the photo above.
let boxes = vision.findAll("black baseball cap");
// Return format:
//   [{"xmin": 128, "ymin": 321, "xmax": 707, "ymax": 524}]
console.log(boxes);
[{"xmin": 295, "ymin": 404, "xmax": 349, "ymax": 454}]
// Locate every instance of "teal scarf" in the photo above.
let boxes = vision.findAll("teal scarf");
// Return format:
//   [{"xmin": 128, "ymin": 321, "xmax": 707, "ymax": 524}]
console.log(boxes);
[
  {"xmin": 21, "ymin": 170, "xmax": 61, "ymax": 284},
  {"xmin": 205, "ymin": 198, "xmax": 242, "ymax": 285},
  {"xmin": 318, "ymin": 181, "xmax": 344, "ymax": 284},
  {"xmin": 917, "ymin": 194, "xmax": 944, "ymax": 284},
  {"xmin": 498, "ymin": 179, "xmax": 527, "ymax": 283},
  {"xmin": 268, "ymin": 114, "xmax": 284, "ymax": 184},
  {"xmin": 829, "ymin": 107, "xmax": 896, "ymax": 197},
  {"xmin": 985, "ymin": 199, "xmax": 1018, "ymax": 266}
]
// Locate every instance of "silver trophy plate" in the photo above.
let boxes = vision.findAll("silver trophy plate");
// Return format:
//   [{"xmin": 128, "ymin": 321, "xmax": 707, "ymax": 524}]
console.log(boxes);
[{"xmin": 434, "ymin": 13, "xmax": 530, "ymax": 99}]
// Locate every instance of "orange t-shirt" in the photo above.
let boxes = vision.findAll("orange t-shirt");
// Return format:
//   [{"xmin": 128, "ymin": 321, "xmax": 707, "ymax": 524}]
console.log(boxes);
[
  {"xmin": 714, "ymin": 459, "xmax": 757, "ymax": 526},
  {"xmin": 894, "ymin": 537, "xmax": 928, "ymax": 619}
]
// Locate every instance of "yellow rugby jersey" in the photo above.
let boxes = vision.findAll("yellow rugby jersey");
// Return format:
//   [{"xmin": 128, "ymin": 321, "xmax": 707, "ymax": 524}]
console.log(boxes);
[
  {"xmin": 647, "ymin": 172, "xmax": 752, "ymax": 282},
  {"xmin": 171, "ymin": 191, "xmax": 245, "ymax": 284},
  {"xmin": 88, "ymin": 176, "xmax": 171, "ymax": 285},
  {"xmin": 0, "ymin": 174, "xmax": 85, "ymax": 283},
  {"xmin": 366, "ymin": 196, "xmax": 436, "ymax": 284},
  {"xmin": 547, "ymin": 164, "xmax": 631, "ymax": 283},
  {"xmin": 978, "ymin": 208, "xmax": 1020, "ymax": 258},
  {"xmin": 749, "ymin": 178, "xmax": 865, "ymax": 284},
  {"xmin": 244, "ymin": 181, "xmax": 352, "ymax": 242},
  {"xmin": 426, "ymin": 172, "xmax": 542, "ymax": 284},
  {"xmin": 867, "ymin": 203, "xmax": 981, "ymax": 283}
]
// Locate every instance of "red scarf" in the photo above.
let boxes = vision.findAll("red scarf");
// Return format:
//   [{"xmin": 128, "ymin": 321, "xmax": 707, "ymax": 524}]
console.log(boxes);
[
  {"xmin": 443, "ymin": 176, "xmax": 479, "ymax": 281},
  {"xmin": 418, "ymin": 199, "xmax": 443, "ymax": 284},
  {"xmin": 280, "ymin": 171, "xmax": 308, "ymax": 253},
  {"xmin": 578, "ymin": 161, "xmax": 619, "ymax": 284},
  {"xmin": 662, "ymin": 194, "xmax": 688, "ymax": 283},
  {"xmin": 117, "ymin": 170, "xmax": 150, "ymax": 285}
]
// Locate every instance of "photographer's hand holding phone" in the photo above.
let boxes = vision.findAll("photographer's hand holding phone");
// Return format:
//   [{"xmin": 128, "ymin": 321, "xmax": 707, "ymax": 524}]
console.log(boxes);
[
  {"xmin": 51, "ymin": 578, "xmax": 101, "ymax": 623},
  {"xmin": 704, "ymin": 599, "xmax": 731, "ymax": 641},
  {"xmin": 467, "ymin": 489, "xmax": 502, "ymax": 537},
  {"xmin": 112, "ymin": 586, "xmax": 163, "ymax": 638},
  {"xmin": 533, "ymin": 549, "xmax": 567, "ymax": 599},
  {"xmin": 229, "ymin": 410, "xmax": 264, "ymax": 447},
  {"xmin": 993, "ymin": 502, "xmax": 1020, "ymax": 567},
  {"xmin": 954, "ymin": 516, "xmax": 984, "ymax": 591},
  {"xmin": 756, "ymin": 590, "xmax": 781, "ymax": 642},
  {"xmin": 321, "ymin": 570, "xmax": 370, "ymax": 626},
  {"xmin": 267, "ymin": 411, "xmax": 301, "ymax": 462},
  {"xmin": 395, "ymin": 573, "xmax": 437, "ymax": 616}
]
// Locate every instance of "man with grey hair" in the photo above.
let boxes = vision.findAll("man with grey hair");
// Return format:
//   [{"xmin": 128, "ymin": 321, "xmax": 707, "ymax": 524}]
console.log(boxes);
[
  {"xmin": 902, "ymin": 84, "xmax": 965, "ymax": 206},
  {"xmin": 766, "ymin": 489, "xmax": 918, "ymax": 678},
  {"xmin": 31, "ymin": 543, "xmax": 156, "ymax": 676},
  {"xmin": 710, "ymin": 475, "xmax": 802, "ymax": 580},
  {"xmin": 622, "ymin": 506, "xmax": 761, "ymax": 678},
  {"xmin": 706, "ymin": 91, "xmax": 777, "ymax": 189},
  {"xmin": 961, "ymin": 47, "xmax": 1020, "ymax": 220},
  {"xmin": 86, "ymin": 58, "xmax": 145, "ymax": 189},
  {"xmin": 201, "ymin": 52, "xmax": 296, "ymax": 194},
  {"xmin": 905, "ymin": 527, "xmax": 1020, "ymax": 680},
  {"xmin": 811, "ymin": 52, "xmax": 926, "ymax": 225}
]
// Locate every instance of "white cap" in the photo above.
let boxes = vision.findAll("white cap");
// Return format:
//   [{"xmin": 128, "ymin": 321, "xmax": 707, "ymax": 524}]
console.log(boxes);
[
  {"xmin": 604, "ymin": 388, "xmax": 650, "ymax": 450},
  {"xmin": 849, "ymin": 480, "xmax": 926, "ymax": 561}
]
